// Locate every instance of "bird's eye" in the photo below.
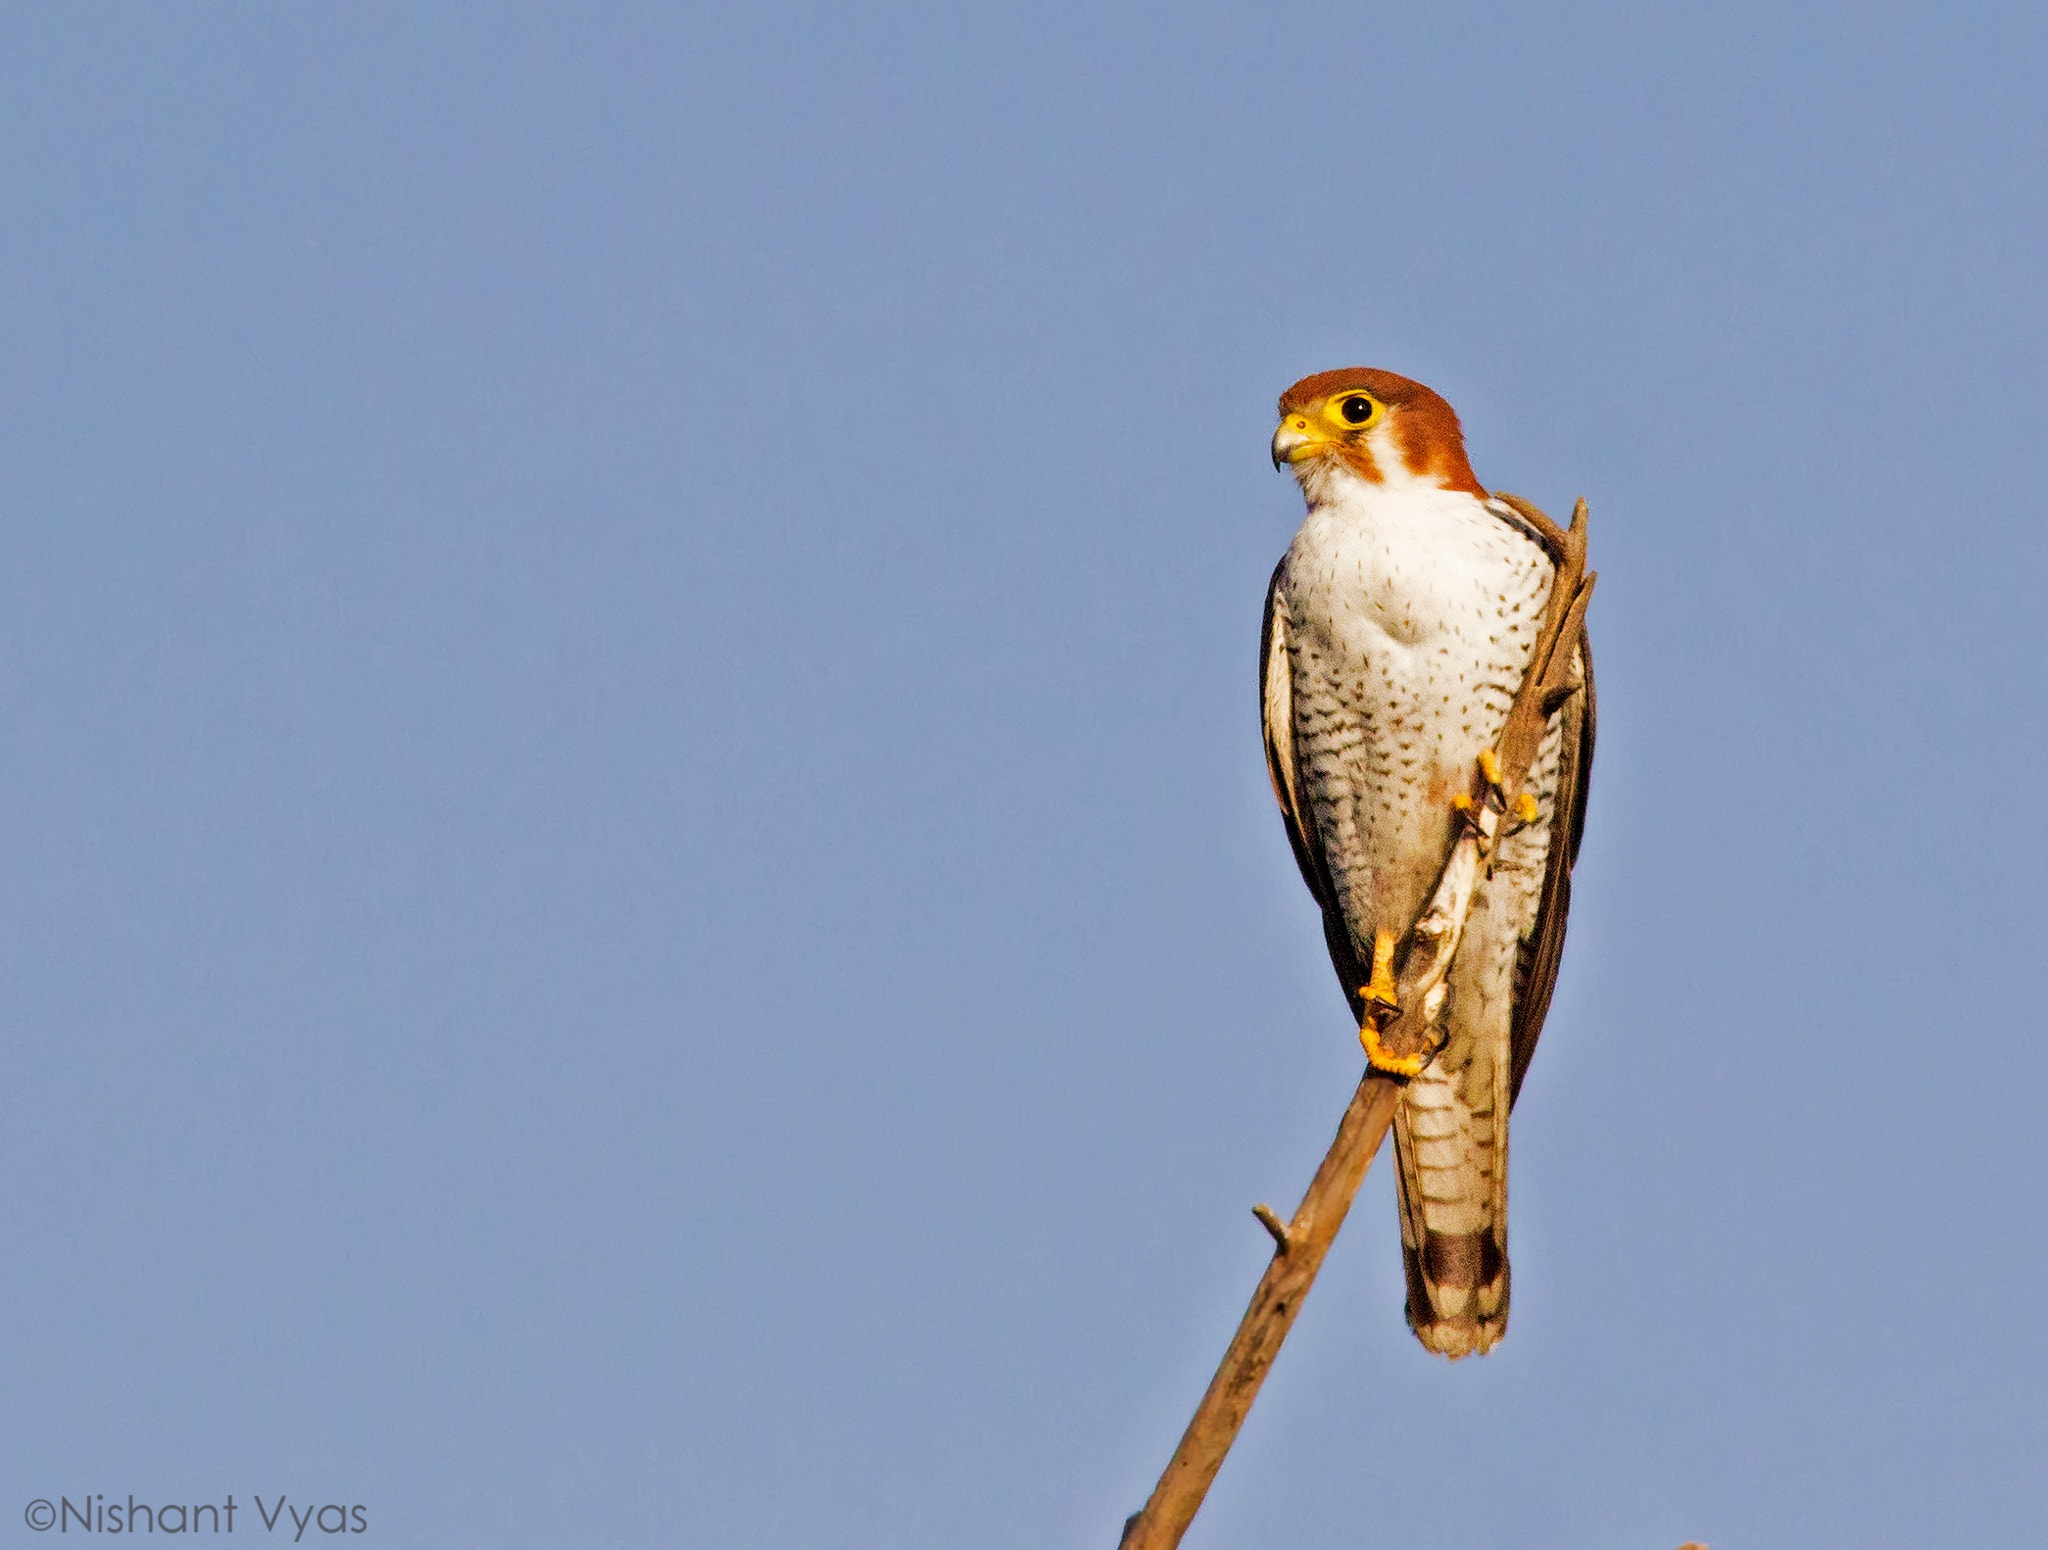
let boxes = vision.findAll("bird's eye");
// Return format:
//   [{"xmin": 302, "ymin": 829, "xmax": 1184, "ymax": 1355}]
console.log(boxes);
[{"xmin": 1339, "ymin": 395, "xmax": 1376, "ymax": 426}]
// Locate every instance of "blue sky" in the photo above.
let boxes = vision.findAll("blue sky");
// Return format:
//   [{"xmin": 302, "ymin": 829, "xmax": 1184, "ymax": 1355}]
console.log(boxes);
[{"xmin": 3, "ymin": 4, "xmax": 2045, "ymax": 1546}]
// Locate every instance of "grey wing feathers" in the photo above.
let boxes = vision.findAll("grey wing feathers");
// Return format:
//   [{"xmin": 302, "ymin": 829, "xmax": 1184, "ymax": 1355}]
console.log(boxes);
[
  {"xmin": 1261, "ymin": 565, "xmax": 1371, "ymax": 1016},
  {"xmin": 1260, "ymin": 565, "xmax": 1322, "ymax": 909},
  {"xmin": 1507, "ymin": 629, "xmax": 1594, "ymax": 1106}
]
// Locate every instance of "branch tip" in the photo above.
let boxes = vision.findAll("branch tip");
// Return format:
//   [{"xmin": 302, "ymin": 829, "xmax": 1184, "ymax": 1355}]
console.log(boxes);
[{"xmin": 1251, "ymin": 1203, "xmax": 1291, "ymax": 1253}]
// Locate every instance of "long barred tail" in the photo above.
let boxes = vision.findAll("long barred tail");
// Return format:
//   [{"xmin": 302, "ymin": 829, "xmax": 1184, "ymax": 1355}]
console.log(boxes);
[{"xmin": 1391, "ymin": 1050, "xmax": 1512, "ymax": 1359}]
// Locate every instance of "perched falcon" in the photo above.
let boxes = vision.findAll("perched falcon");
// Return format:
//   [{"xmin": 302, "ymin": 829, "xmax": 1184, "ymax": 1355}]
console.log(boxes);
[{"xmin": 1261, "ymin": 368, "xmax": 1593, "ymax": 1358}]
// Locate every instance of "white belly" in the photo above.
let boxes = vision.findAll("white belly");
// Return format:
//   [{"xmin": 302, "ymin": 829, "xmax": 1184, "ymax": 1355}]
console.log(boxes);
[{"xmin": 1277, "ymin": 472, "xmax": 1554, "ymax": 947}]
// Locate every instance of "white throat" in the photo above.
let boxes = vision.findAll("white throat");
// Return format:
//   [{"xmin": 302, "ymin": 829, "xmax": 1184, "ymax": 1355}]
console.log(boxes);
[{"xmin": 1293, "ymin": 453, "xmax": 1470, "ymax": 514}]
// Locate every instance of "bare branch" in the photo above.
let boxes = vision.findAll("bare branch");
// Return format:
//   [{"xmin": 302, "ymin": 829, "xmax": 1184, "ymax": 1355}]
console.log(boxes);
[{"xmin": 1118, "ymin": 1074, "xmax": 1403, "ymax": 1550}]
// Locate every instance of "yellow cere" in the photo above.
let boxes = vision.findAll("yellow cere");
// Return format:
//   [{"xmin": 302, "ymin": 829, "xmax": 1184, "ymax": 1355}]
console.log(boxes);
[{"xmin": 1273, "ymin": 390, "xmax": 1385, "ymax": 465}]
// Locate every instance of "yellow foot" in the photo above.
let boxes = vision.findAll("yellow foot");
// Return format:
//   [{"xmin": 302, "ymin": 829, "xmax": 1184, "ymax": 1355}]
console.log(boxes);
[
  {"xmin": 1358, "ymin": 930, "xmax": 1422, "ymax": 1075},
  {"xmin": 1457, "ymin": 747, "xmax": 1536, "ymax": 829},
  {"xmin": 1361, "ymin": 1019, "xmax": 1428, "ymax": 1078}
]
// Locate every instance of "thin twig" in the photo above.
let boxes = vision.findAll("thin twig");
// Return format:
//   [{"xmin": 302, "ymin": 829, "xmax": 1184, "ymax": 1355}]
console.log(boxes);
[
  {"xmin": 1370, "ymin": 495, "xmax": 1593, "ymax": 1071},
  {"xmin": 1249, "ymin": 1204, "xmax": 1291, "ymax": 1253}
]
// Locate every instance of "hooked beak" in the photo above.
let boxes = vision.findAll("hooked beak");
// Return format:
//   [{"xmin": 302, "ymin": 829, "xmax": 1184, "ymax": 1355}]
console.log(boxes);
[{"xmin": 1271, "ymin": 416, "xmax": 1316, "ymax": 470}]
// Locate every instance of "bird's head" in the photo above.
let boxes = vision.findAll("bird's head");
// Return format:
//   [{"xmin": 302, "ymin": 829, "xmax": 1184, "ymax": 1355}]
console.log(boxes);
[{"xmin": 1271, "ymin": 368, "xmax": 1485, "ymax": 500}]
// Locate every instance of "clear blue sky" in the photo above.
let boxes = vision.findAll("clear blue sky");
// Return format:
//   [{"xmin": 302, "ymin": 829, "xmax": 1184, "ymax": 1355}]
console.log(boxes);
[{"xmin": 4, "ymin": 5, "xmax": 2044, "ymax": 1547}]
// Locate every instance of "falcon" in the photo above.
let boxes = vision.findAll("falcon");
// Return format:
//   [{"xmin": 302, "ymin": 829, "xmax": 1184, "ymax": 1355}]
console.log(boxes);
[{"xmin": 1261, "ymin": 368, "xmax": 1593, "ymax": 1358}]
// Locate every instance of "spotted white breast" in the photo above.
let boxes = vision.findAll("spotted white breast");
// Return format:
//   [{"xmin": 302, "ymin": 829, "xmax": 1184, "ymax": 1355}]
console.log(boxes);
[{"xmin": 1265, "ymin": 456, "xmax": 1586, "ymax": 1358}]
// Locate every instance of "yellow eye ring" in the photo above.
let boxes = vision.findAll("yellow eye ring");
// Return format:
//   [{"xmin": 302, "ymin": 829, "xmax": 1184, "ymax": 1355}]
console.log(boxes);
[{"xmin": 1331, "ymin": 392, "xmax": 1381, "ymax": 429}]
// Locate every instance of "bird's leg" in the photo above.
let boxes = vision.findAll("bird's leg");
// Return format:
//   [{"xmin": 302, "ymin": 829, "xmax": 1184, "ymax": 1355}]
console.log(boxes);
[
  {"xmin": 1360, "ymin": 929, "xmax": 1398, "ymax": 1016},
  {"xmin": 1359, "ymin": 930, "xmax": 1427, "ymax": 1077}
]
